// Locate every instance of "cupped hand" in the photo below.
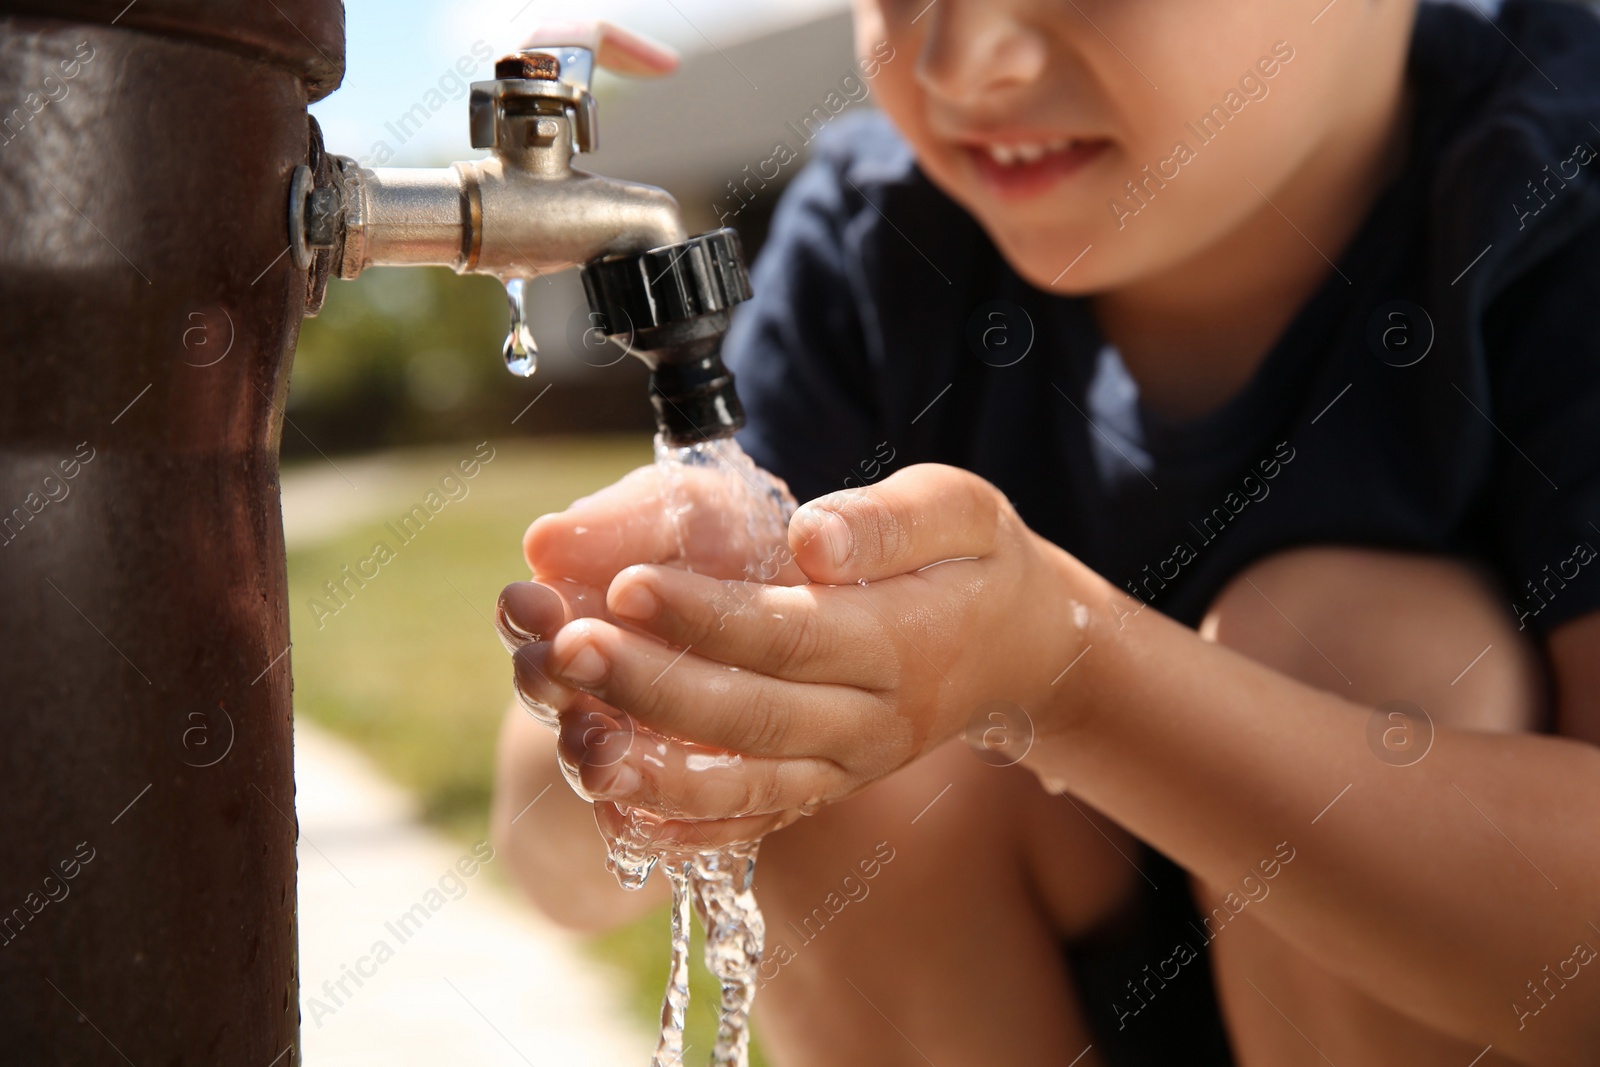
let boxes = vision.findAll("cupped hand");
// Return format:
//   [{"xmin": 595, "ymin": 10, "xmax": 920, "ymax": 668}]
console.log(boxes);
[
  {"xmin": 505, "ymin": 463, "xmax": 1096, "ymax": 831},
  {"xmin": 498, "ymin": 460, "xmax": 807, "ymax": 850}
]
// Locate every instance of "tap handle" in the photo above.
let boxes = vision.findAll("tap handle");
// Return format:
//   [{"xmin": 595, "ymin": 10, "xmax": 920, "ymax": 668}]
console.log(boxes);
[
  {"xmin": 517, "ymin": 22, "xmax": 679, "ymax": 85},
  {"xmin": 476, "ymin": 23, "xmax": 678, "ymax": 153}
]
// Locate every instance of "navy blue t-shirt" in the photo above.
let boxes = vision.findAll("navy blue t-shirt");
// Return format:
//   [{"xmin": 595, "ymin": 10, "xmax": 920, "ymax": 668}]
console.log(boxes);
[{"xmin": 723, "ymin": 0, "xmax": 1600, "ymax": 644}]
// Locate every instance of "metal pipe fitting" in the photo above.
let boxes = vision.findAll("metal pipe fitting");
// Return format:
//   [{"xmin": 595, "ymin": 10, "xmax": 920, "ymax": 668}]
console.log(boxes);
[
  {"xmin": 297, "ymin": 44, "xmax": 689, "ymax": 287},
  {"xmin": 291, "ymin": 33, "xmax": 750, "ymax": 445},
  {"xmin": 329, "ymin": 151, "xmax": 687, "ymax": 279}
]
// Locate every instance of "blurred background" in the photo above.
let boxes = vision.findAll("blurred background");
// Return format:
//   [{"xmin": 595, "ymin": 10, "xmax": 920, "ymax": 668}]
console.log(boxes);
[
  {"xmin": 287, "ymin": 0, "xmax": 870, "ymax": 1063},
  {"xmin": 292, "ymin": 0, "xmax": 863, "ymax": 452}
]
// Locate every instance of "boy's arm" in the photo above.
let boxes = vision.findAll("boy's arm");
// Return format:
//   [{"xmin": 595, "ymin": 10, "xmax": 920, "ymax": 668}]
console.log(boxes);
[{"xmin": 1023, "ymin": 577, "xmax": 1600, "ymax": 1066}]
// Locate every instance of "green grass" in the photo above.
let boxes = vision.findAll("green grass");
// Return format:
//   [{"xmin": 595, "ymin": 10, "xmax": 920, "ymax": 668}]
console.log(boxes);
[{"xmin": 286, "ymin": 435, "xmax": 767, "ymax": 1066}]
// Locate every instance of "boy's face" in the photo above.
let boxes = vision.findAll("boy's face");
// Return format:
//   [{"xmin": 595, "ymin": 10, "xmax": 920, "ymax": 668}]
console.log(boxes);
[{"xmin": 853, "ymin": 0, "xmax": 1415, "ymax": 293}]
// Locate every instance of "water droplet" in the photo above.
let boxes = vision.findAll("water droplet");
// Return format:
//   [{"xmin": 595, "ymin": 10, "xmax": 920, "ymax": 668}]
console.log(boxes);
[{"xmin": 502, "ymin": 277, "xmax": 539, "ymax": 377}]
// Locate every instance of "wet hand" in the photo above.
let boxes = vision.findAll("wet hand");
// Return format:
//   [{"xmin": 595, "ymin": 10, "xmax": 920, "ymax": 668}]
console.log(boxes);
[
  {"xmin": 517, "ymin": 464, "xmax": 1095, "ymax": 826},
  {"xmin": 498, "ymin": 461, "xmax": 808, "ymax": 849}
]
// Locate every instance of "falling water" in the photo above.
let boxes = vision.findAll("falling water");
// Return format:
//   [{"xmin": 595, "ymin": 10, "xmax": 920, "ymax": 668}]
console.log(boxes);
[
  {"xmin": 518, "ymin": 427, "xmax": 797, "ymax": 1066},
  {"xmin": 688, "ymin": 845, "xmax": 765, "ymax": 1067},
  {"xmin": 502, "ymin": 277, "xmax": 538, "ymax": 377},
  {"xmin": 655, "ymin": 861, "xmax": 694, "ymax": 1067},
  {"xmin": 618, "ymin": 434, "xmax": 796, "ymax": 1067}
]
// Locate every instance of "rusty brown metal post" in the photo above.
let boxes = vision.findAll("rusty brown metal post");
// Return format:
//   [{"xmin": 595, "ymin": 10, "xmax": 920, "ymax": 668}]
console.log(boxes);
[{"xmin": 0, "ymin": 2, "xmax": 343, "ymax": 1062}]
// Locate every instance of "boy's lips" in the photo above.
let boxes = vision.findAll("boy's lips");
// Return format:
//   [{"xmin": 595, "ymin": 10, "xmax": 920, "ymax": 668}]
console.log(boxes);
[{"xmin": 962, "ymin": 137, "xmax": 1111, "ymax": 201}]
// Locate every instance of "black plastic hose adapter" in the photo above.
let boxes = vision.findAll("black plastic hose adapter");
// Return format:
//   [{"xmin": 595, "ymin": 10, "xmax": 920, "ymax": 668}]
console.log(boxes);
[{"xmin": 580, "ymin": 228, "xmax": 752, "ymax": 444}]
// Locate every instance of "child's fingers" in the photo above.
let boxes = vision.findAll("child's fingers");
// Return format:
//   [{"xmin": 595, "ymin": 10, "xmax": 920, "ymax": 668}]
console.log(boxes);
[
  {"xmin": 522, "ymin": 466, "xmax": 680, "ymax": 585},
  {"xmin": 545, "ymin": 618, "xmax": 900, "ymax": 765},
  {"xmin": 497, "ymin": 581, "xmax": 566, "ymax": 650},
  {"xmin": 604, "ymin": 565, "xmax": 891, "ymax": 687},
  {"xmin": 789, "ymin": 463, "xmax": 1009, "ymax": 585},
  {"xmin": 591, "ymin": 801, "xmax": 801, "ymax": 856},
  {"xmin": 561, "ymin": 717, "xmax": 850, "ymax": 821},
  {"xmin": 511, "ymin": 641, "xmax": 582, "ymax": 722},
  {"xmin": 523, "ymin": 464, "xmax": 796, "ymax": 587}
]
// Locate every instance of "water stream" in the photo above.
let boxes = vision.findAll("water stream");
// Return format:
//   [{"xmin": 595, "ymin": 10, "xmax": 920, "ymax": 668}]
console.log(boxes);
[
  {"xmin": 656, "ymin": 861, "xmax": 694, "ymax": 1067},
  {"xmin": 614, "ymin": 435, "xmax": 795, "ymax": 1067},
  {"xmin": 504, "ymin": 285, "xmax": 798, "ymax": 1066}
]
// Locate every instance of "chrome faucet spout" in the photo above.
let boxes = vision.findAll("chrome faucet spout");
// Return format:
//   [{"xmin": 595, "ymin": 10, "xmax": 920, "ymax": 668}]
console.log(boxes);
[
  {"xmin": 291, "ymin": 36, "xmax": 750, "ymax": 445},
  {"xmin": 292, "ymin": 43, "xmax": 687, "ymax": 285}
]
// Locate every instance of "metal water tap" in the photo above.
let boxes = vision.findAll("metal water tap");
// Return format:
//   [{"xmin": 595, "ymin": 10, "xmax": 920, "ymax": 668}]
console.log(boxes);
[{"xmin": 290, "ymin": 32, "xmax": 752, "ymax": 443}]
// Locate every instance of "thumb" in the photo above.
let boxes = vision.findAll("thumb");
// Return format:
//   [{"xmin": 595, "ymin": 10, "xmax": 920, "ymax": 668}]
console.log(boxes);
[{"xmin": 788, "ymin": 464, "xmax": 1007, "ymax": 584}]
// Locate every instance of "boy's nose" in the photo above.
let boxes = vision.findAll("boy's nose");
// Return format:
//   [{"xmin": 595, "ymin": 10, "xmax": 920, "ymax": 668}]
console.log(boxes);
[{"xmin": 914, "ymin": 0, "xmax": 1049, "ymax": 105}]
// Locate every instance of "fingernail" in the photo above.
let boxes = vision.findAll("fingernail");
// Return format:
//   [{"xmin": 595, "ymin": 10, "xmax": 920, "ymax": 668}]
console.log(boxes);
[
  {"xmin": 511, "ymin": 642, "xmax": 545, "ymax": 689},
  {"xmin": 595, "ymin": 760, "xmax": 640, "ymax": 798},
  {"xmin": 556, "ymin": 643, "xmax": 608, "ymax": 686},
  {"xmin": 498, "ymin": 582, "xmax": 563, "ymax": 651},
  {"xmin": 574, "ymin": 710, "xmax": 622, "ymax": 738},
  {"xmin": 575, "ymin": 714, "xmax": 632, "ymax": 765},
  {"xmin": 802, "ymin": 508, "xmax": 852, "ymax": 568},
  {"xmin": 496, "ymin": 601, "xmax": 538, "ymax": 650},
  {"xmin": 512, "ymin": 643, "xmax": 563, "ymax": 708},
  {"xmin": 612, "ymin": 582, "xmax": 659, "ymax": 621}
]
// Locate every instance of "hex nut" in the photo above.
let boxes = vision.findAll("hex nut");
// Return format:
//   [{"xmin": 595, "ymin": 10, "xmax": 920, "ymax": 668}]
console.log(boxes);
[{"xmin": 495, "ymin": 53, "xmax": 560, "ymax": 81}]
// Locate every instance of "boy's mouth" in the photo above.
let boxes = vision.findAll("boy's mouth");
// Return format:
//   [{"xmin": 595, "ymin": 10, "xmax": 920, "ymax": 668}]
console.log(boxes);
[{"xmin": 963, "ymin": 137, "xmax": 1110, "ymax": 201}]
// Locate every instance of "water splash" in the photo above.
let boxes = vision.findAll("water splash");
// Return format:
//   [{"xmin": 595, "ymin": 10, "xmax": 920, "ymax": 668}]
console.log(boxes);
[
  {"xmin": 618, "ymin": 434, "xmax": 796, "ymax": 1067},
  {"xmin": 607, "ymin": 804, "xmax": 663, "ymax": 891},
  {"xmin": 690, "ymin": 846, "xmax": 764, "ymax": 1067},
  {"xmin": 502, "ymin": 277, "xmax": 539, "ymax": 377},
  {"xmin": 524, "ymin": 431, "xmax": 796, "ymax": 1066},
  {"xmin": 652, "ymin": 861, "xmax": 694, "ymax": 1067}
]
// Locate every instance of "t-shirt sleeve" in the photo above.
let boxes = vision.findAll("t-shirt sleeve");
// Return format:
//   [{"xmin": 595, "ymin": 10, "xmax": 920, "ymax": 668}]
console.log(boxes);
[
  {"xmin": 1482, "ymin": 220, "xmax": 1600, "ymax": 637},
  {"xmin": 721, "ymin": 149, "xmax": 881, "ymax": 506}
]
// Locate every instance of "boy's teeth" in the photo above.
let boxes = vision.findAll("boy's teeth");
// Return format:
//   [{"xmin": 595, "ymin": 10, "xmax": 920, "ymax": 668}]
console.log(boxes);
[{"xmin": 984, "ymin": 139, "xmax": 1079, "ymax": 166}]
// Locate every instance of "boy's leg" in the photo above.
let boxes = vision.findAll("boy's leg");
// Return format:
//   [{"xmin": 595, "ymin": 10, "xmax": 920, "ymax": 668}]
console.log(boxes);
[
  {"xmin": 752, "ymin": 732, "xmax": 1143, "ymax": 1066},
  {"xmin": 1195, "ymin": 546, "xmax": 1545, "ymax": 1066}
]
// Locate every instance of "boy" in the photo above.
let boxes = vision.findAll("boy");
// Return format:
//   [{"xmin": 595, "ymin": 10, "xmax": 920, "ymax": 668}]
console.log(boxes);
[{"xmin": 493, "ymin": 1, "xmax": 1600, "ymax": 1063}]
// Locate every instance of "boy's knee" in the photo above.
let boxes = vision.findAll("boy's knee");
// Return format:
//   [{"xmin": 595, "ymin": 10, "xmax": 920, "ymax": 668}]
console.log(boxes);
[{"xmin": 1198, "ymin": 545, "xmax": 1545, "ymax": 732}]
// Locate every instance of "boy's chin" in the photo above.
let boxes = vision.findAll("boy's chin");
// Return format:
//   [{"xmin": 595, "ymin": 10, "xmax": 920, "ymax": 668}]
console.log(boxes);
[{"xmin": 989, "ymin": 230, "xmax": 1113, "ymax": 297}]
